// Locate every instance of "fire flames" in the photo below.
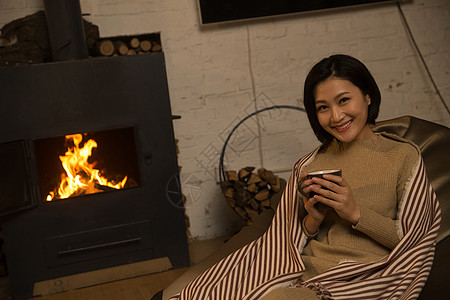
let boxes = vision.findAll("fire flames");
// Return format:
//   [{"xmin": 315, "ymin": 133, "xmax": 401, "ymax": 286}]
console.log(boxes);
[{"xmin": 46, "ymin": 134, "xmax": 128, "ymax": 201}]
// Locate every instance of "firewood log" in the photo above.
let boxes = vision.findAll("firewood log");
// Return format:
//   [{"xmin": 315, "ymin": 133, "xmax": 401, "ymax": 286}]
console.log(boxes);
[
  {"xmin": 151, "ymin": 41, "xmax": 162, "ymax": 51},
  {"xmin": 246, "ymin": 183, "xmax": 257, "ymax": 193},
  {"xmin": 226, "ymin": 170, "xmax": 238, "ymax": 181},
  {"xmin": 234, "ymin": 206, "xmax": 248, "ymax": 220},
  {"xmin": 238, "ymin": 166, "xmax": 254, "ymax": 180},
  {"xmin": 271, "ymin": 176, "xmax": 281, "ymax": 192},
  {"xmin": 140, "ymin": 40, "xmax": 152, "ymax": 52},
  {"xmin": 247, "ymin": 173, "xmax": 261, "ymax": 184},
  {"xmin": 114, "ymin": 41, "xmax": 128, "ymax": 55},
  {"xmin": 254, "ymin": 189, "xmax": 269, "ymax": 201},
  {"xmin": 97, "ymin": 39, "xmax": 114, "ymax": 56},
  {"xmin": 261, "ymin": 199, "xmax": 270, "ymax": 208},
  {"xmin": 129, "ymin": 37, "xmax": 140, "ymax": 48},
  {"xmin": 223, "ymin": 187, "xmax": 233, "ymax": 198}
]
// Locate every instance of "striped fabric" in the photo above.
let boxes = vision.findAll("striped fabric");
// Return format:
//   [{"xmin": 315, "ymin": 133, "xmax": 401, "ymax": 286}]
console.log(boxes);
[{"xmin": 171, "ymin": 149, "xmax": 440, "ymax": 300}]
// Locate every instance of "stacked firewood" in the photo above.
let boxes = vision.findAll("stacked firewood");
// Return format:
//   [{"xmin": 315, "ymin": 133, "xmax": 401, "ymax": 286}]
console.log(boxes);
[
  {"xmin": 221, "ymin": 167, "xmax": 284, "ymax": 224},
  {"xmin": 96, "ymin": 36, "xmax": 161, "ymax": 57},
  {"xmin": 0, "ymin": 10, "xmax": 99, "ymax": 66},
  {"xmin": 0, "ymin": 11, "xmax": 162, "ymax": 65}
]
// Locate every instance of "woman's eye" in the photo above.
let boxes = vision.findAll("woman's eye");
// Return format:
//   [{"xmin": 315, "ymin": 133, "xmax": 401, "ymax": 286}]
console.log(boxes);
[
  {"xmin": 316, "ymin": 105, "xmax": 328, "ymax": 112},
  {"xmin": 340, "ymin": 97, "xmax": 350, "ymax": 104}
]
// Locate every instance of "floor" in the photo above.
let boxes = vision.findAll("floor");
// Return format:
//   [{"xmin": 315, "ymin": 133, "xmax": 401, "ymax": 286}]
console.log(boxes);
[{"xmin": 0, "ymin": 236, "xmax": 230, "ymax": 300}]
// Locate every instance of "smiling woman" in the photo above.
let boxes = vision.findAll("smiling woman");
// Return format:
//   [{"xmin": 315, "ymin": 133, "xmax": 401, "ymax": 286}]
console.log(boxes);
[{"xmin": 164, "ymin": 55, "xmax": 440, "ymax": 300}]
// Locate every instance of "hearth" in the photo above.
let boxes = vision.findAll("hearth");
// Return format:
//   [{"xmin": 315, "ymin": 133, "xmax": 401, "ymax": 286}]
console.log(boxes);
[
  {"xmin": 34, "ymin": 127, "xmax": 141, "ymax": 202},
  {"xmin": 0, "ymin": 53, "xmax": 189, "ymax": 299}
]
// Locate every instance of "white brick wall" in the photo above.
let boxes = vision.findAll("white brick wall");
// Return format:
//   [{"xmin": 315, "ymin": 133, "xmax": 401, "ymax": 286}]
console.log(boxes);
[{"xmin": 2, "ymin": 0, "xmax": 449, "ymax": 241}]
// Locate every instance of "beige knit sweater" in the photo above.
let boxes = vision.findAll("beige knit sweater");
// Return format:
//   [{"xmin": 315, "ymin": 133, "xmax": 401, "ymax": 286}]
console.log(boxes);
[
  {"xmin": 171, "ymin": 132, "xmax": 439, "ymax": 300},
  {"xmin": 300, "ymin": 134, "xmax": 418, "ymax": 280}
]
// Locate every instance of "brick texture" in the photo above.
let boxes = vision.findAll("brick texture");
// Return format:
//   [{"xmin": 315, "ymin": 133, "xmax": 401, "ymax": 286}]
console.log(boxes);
[{"xmin": 1, "ymin": 0, "xmax": 449, "ymax": 240}]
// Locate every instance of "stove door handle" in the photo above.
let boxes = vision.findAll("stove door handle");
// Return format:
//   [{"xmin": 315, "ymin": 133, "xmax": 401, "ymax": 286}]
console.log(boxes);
[{"xmin": 57, "ymin": 237, "xmax": 143, "ymax": 256}]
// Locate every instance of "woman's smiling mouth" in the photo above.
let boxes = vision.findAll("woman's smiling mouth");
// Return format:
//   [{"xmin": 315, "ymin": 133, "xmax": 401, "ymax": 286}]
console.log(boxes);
[{"xmin": 334, "ymin": 120, "xmax": 352, "ymax": 132}]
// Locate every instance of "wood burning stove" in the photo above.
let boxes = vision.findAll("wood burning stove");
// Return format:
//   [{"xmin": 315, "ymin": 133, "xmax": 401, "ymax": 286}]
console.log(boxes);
[{"xmin": 0, "ymin": 53, "xmax": 190, "ymax": 299}]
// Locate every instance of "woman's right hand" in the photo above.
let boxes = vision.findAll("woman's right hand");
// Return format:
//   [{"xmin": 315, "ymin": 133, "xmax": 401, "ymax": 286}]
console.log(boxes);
[{"xmin": 298, "ymin": 173, "xmax": 327, "ymax": 232}]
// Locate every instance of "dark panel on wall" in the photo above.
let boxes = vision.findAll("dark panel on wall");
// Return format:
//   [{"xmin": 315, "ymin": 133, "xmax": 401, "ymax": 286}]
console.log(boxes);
[{"xmin": 198, "ymin": 0, "xmax": 395, "ymax": 24}]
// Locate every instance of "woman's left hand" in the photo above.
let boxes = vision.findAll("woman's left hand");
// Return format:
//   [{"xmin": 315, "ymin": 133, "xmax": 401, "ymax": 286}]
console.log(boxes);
[{"xmin": 310, "ymin": 174, "xmax": 360, "ymax": 225}]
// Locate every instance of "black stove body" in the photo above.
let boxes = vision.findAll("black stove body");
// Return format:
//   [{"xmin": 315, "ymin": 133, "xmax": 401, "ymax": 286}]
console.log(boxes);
[{"xmin": 0, "ymin": 53, "xmax": 189, "ymax": 299}]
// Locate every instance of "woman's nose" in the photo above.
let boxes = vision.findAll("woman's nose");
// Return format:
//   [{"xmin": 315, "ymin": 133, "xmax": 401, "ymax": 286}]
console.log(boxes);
[{"xmin": 331, "ymin": 107, "xmax": 343, "ymax": 123}]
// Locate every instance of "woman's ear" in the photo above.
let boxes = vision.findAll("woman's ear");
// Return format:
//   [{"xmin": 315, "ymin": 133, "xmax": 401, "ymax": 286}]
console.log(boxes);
[{"xmin": 366, "ymin": 94, "xmax": 371, "ymax": 105}]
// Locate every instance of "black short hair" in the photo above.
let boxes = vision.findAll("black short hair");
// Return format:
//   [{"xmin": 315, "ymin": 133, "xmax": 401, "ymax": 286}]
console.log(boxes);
[{"xmin": 303, "ymin": 54, "xmax": 381, "ymax": 144}]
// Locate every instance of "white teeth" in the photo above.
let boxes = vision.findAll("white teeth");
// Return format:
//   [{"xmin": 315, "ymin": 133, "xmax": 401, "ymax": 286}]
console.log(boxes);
[{"xmin": 336, "ymin": 120, "xmax": 352, "ymax": 129}]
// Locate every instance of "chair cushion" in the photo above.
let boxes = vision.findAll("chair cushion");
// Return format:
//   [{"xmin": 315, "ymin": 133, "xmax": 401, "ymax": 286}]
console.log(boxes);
[{"xmin": 373, "ymin": 116, "xmax": 450, "ymax": 243}]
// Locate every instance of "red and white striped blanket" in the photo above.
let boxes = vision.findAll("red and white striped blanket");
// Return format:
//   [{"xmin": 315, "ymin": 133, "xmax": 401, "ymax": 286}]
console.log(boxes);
[{"xmin": 171, "ymin": 149, "xmax": 441, "ymax": 299}]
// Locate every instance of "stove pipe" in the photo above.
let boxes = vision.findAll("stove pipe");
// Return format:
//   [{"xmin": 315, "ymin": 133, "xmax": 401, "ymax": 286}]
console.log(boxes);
[{"xmin": 43, "ymin": 0, "xmax": 88, "ymax": 61}]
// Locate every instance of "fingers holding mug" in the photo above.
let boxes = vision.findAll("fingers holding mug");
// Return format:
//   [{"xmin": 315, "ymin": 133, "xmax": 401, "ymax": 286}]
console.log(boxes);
[
  {"xmin": 298, "ymin": 169, "xmax": 342, "ymax": 210},
  {"xmin": 298, "ymin": 172, "xmax": 312, "ymax": 198}
]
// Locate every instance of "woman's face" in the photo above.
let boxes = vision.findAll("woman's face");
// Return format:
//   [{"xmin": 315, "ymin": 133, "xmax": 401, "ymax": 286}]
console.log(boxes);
[{"xmin": 314, "ymin": 77, "xmax": 375, "ymax": 143}]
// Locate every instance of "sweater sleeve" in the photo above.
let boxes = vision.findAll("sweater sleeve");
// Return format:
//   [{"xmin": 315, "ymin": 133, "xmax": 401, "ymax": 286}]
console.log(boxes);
[
  {"xmin": 353, "ymin": 143, "xmax": 419, "ymax": 250},
  {"xmin": 353, "ymin": 206, "xmax": 400, "ymax": 249}
]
